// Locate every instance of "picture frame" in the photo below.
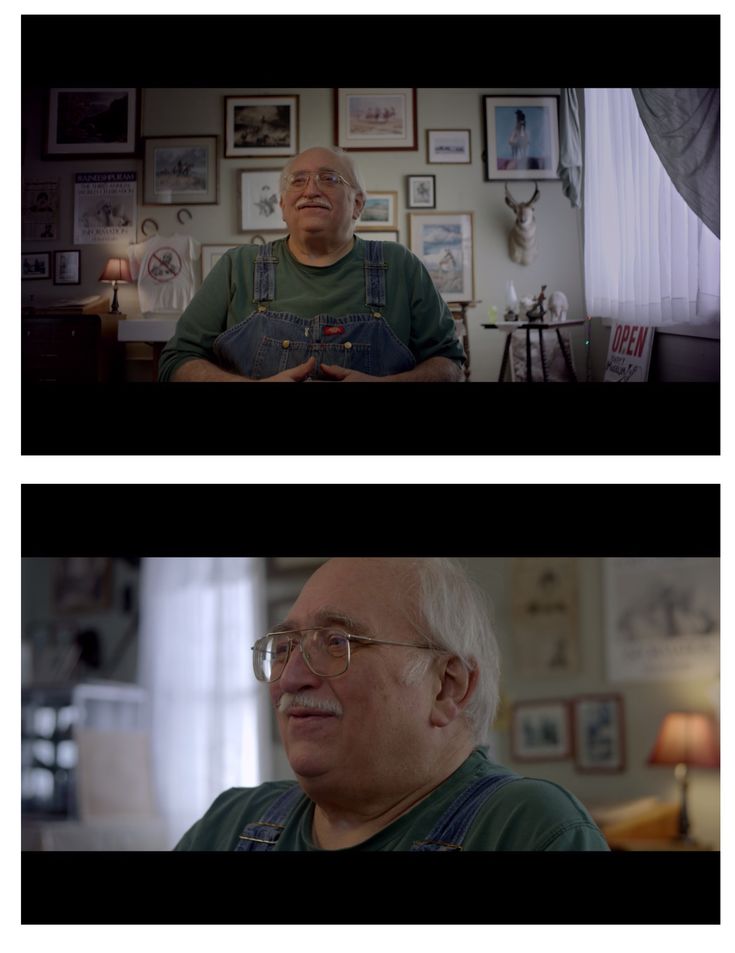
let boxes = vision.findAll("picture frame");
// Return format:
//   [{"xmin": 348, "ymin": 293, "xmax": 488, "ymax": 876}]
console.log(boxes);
[
  {"xmin": 483, "ymin": 95, "xmax": 560, "ymax": 180},
  {"xmin": 408, "ymin": 211, "xmax": 474, "ymax": 303},
  {"xmin": 335, "ymin": 88, "xmax": 417, "ymax": 151},
  {"xmin": 224, "ymin": 95, "xmax": 299, "ymax": 158},
  {"xmin": 573, "ymin": 695, "xmax": 626, "ymax": 773},
  {"xmin": 201, "ymin": 244, "xmax": 241, "ymax": 282},
  {"xmin": 356, "ymin": 230, "xmax": 400, "ymax": 243},
  {"xmin": 357, "ymin": 191, "xmax": 398, "ymax": 230},
  {"xmin": 143, "ymin": 136, "xmax": 218, "ymax": 205},
  {"xmin": 427, "ymin": 129, "xmax": 471, "ymax": 164},
  {"xmin": 510, "ymin": 699, "xmax": 572, "ymax": 762},
  {"xmin": 53, "ymin": 557, "xmax": 113, "ymax": 614},
  {"xmin": 53, "ymin": 250, "xmax": 81, "ymax": 286},
  {"xmin": 22, "ymin": 252, "xmax": 50, "ymax": 280},
  {"xmin": 45, "ymin": 88, "xmax": 140, "ymax": 158},
  {"xmin": 407, "ymin": 175, "xmax": 435, "ymax": 209},
  {"xmin": 240, "ymin": 169, "xmax": 285, "ymax": 232}
]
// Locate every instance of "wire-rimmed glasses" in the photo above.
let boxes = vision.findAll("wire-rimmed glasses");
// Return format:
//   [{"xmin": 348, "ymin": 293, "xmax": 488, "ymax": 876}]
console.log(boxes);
[
  {"xmin": 251, "ymin": 627, "xmax": 436, "ymax": 683},
  {"xmin": 283, "ymin": 170, "xmax": 353, "ymax": 192}
]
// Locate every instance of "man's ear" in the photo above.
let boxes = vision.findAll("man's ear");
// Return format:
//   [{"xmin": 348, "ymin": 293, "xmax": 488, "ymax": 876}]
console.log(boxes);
[
  {"xmin": 352, "ymin": 191, "xmax": 366, "ymax": 220},
  {"xmin": 430, "ymin": 656, "xmax": 478, "ymax": 728}
]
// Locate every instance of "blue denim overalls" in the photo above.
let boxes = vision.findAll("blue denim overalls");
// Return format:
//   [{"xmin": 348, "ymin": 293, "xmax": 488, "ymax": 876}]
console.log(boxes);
[
  {"xmin": 212, "ymin": 240, "xmax": 417, "ymax": 380},
  {"xmin": 234, "ymin": 772, "xmax": 520, "ymax": 851}
]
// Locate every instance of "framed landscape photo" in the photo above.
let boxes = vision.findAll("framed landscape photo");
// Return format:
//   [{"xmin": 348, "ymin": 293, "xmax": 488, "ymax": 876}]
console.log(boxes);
[
  {"xmin": 358, "ymin": 191, "xmax": 397, "ymax": 230},
  {"xmin": 201, "ymin": 245, "xmax": 242, "ymax": 281},
  {"xmin": 407, "ymin": 174, "xmax": 435, "ymax": 209},
  {"xmin": 357, "ymin": 230, "xmax": 400, "ymax": 243},
  {"xmin": 22, "ymin": 252, "xmax": 50, "ymax": 280},
  {"xmin": 53, "ymin": 250, "xmax": 81, "ymax": 285},
  {"xmin": 408, "ymin": 211, "xmax": 474, "ymax": 303},
  {"xmin": 45, "ymin": 88, "xmax": 139, "ymax": 158},
  {"xmin": 225, "ymin": 95, "xmax": 299, "ymax": 158},
  {"xmin": 143, "ymin": 136, "xmax": 218, "ymax": 205},
  {"xmin": 240, "ymin": 169, "xmax": 285, "ymax": 232},
  {"xmin": 335, "ymin": 88, "xmax": 417, "ymax": 151},
  {"xmin": 573, "ymin": 695, "xmax": 626, "ymax": 773},
  {"xmin": 511, "ymin": 699, "xmax": 572, "ymax": 762},
  {"xmin": 427, "ymin": 129, "xmax": 471, "ymax": 164},
  {"xmin": 483, "ymin": 95, "xmax": 560, "ymax": 180}
]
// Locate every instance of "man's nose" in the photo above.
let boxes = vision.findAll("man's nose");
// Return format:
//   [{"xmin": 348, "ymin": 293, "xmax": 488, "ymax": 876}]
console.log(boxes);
[{"xmin": 279, "ymin": 640, "xmax": 322, "ymax": 692}]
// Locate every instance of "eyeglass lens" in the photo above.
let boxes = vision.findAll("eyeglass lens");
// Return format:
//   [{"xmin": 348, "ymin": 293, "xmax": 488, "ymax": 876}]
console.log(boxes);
[
  {"xmin": 255, "ymin": 630, "xmax": 351, "ymax": 682},
  {"xmin": 287, "ymin": 172, "xmax": 344, "ymax": 190}
]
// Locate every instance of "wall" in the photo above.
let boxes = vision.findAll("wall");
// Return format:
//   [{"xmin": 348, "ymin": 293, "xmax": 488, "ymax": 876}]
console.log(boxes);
[{"xmin": 22, "ymin": 86, "xmax": 589, "ymax": 382}]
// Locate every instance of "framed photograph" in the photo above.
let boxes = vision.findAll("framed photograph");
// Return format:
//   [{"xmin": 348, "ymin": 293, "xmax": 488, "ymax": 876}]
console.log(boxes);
[
  {"xmin": 53, "ymin": 250, "xmax": 81, "ymax": 285},
  {"xmin": 53, "ymin": 558, "xmax": 112, "ymax": 613},
  {"xmin": 22, "ymin": 252, "xmax": 50, "ymax": 280},
  {"xmin": 202, "ymin": 244, "xmax": 240, "ymax": 281},
  {"xmin": 45, "ymin": 88, "xmax": 139, "ymax": 158},
  {"xmin": 357, "ymin": 230, "xmax": 400, "ymax": 243},
  {"xmin": 407, "ymin": 175, "xmax": 435, "ymax": 209},
  {"xmin": 511, "ymin": 558, "xmax": 580, "ymax": 676},
  {"xmin": 573, "ymin": 695, "xmax": 626, "ymax": 773},
  {"xmin": 511, "ymin": 699, "xmax": 572, "ymax": 762},
  {"xmin": 143, "ymin": 136, "xmax": 218, "ymax": 205},
  {"xmin": 483, "ymin": 95, "xmax": 560, "ymax": 180},
  {"xmin": 240, "ymin": 169, "xmax": 285, "ymax": 232},
  {"xmin": 408, "ymin": 211, "xmax": 474, "ymax": 303},
  {"xmin": 358, "ymin": 191, "xmax": 397, "ymax": 230},
  {"xmin": 335, "ymin": 88, "xmax": 417, "ymax": 151},
  {"xmin": 74, "ymin": 172, "xmax": 137, "ymax": 245},
  {"xmin": 427, "ymin": 129, "xmax": 471, "ymax": 164},
  {"xmin": 22, "ymin": 179, "xmax": 59, "ymax": 241},
  {"xmin": 225, "ymin": 95, "xmax": 299, "ymax": 158}
]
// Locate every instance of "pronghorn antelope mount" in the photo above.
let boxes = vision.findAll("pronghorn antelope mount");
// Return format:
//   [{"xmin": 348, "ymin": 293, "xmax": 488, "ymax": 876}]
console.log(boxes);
[{"xmin": 504, "ymin": 182, "xmax": 540, "ymax": 266}]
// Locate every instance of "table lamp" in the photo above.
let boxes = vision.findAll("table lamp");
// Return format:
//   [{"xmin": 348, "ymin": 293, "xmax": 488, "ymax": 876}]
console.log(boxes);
[
  {"xmin": 98, "ymin": 258, "xmax": 132, "ymax": 314},
  {"xmin": 647, "ymin": 711, "xmax": 719, "ymax": 842}
]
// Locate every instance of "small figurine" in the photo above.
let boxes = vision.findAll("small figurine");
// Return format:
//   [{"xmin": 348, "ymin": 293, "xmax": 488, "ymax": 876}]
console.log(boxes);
[
  {"xmin": 525, "ymin": 284, "xmax": 547, "ymax": 322},
  {"xmin": 548, "ymin": 290, "xmax": 569, "ymax": 322}
]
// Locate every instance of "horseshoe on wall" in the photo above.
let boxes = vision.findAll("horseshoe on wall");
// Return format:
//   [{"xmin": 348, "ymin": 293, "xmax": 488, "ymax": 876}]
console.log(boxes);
[
  {"xmin": 177, "ymin": 208, "xmax": 193, "ymax": 224},
  {"xmin": 141, "ymin": 218, "xmax": 159, "ymax": 236}
]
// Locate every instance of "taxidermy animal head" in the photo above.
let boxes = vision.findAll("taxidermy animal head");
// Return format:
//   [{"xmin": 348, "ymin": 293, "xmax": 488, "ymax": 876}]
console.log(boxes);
[{"xmin": 504, "ymin": 183, "xmax": 540, "ymax": 266}]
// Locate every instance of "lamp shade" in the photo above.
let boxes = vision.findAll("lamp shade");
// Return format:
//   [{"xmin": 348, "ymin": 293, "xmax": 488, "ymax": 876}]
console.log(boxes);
[
  {"xmin": 647, "ymin": 711, "xmax": 719, "ymax": 768},
  {"xmin": 98, "ymin": 258, "xmax": 132, "ymax": 283}
]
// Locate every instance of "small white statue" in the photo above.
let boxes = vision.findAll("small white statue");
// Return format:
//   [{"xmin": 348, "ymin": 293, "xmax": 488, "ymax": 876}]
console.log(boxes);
[{"xmin": 548, "ymin": 290, "xmax": 569, "ymax": 322}]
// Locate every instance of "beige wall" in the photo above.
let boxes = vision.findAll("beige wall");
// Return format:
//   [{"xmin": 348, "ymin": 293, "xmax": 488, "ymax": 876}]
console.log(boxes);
[{"xmin": 22, "ymin": 86, "xmax": 591, "ymax": 382}]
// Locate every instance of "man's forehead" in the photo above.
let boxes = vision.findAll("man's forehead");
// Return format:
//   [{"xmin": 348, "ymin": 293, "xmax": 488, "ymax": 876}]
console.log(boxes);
[{"xmin": 278, "ymin": 604, "xmax": 372, "ymax": 635}]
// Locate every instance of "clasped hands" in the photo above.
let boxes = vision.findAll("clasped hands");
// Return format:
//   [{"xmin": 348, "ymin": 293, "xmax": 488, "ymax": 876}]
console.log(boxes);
[{"xmin": 262, "ymin": 356, "xmax": 384, "ymax": 383}]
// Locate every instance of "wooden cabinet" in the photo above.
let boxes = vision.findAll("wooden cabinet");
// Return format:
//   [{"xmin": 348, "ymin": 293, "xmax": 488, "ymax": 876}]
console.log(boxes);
[{"xmin": 22, "ymin": 312, "xmax": 124, "ymax": 383}]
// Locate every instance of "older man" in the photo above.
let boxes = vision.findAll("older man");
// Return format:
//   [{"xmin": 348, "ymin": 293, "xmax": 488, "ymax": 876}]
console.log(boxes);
[
  {"xmin": 158, "ymin": 146, "xmax": 464, "ymax": 382},
  {"xmin": 175, "ymin": 558, "xmax": 609, "ymax": 851}
]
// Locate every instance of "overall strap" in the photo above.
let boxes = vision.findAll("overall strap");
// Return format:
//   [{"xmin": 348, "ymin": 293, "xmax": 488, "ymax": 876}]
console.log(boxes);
[
  {"xmin": 253, "ymin": 241, "xmax": 279, "ymax": 305},
  {"xmin": 234, "ymin": 784, "xmax": 304, "ymax": 851},
  {"xmin": 363, "ymin": 240, "xmax": 388, "ymax": 309},
  {"xmin": 411, "ymin": 773, "xmax": 521, "ymax": 851}
]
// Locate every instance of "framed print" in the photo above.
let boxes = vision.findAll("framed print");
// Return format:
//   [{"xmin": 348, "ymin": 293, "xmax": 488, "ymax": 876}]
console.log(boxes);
[
  {"xmin": 335, "ymin": 88, "xmax": 417, "ymax": 151},
  {"xmin": 427, "ymin": 129, "xmax": 471, "ymax": 164},
  {"xmin": 407, "ymin": 175, "xmax": 435, "ymax": 209},
  {"xmin": 53, "ymin": 558, "xmax": 112, "ymax": 613},
  {"xmin": 483, "ymin": 95, "xmax": 560, "ymax": 180},
  {"xmin": 22, "ymin": 179, "xmax": 59, "ymax": 241},
  {"xmin": 511, "ymin": 700, "xmax": 572, "ymax": 762},
  {"xmin": 53, "ymin": 250, "xmax": 81, "ymax": 285},
  {"xmin": 358, "ymin": 191, "xmax": 397, "ymax": 230},
  {"xmin": 22, "ymin": 252, "xmax": 50, "ymax": 280},
  {"xmin": 573, "ymin": 695, "xmax": 626, "ymax": 773},
  {"xmin": 201, "ymin": 244, "xmax": 241, "ymax": 281},
  {"xmin": 356, "ymin": 230, "xmax": 400, "ymax": 243},
  {"xmin": 225, "ymin": 95, "xmax": 299, "ymax": 158},
  {"xmin": 143, "ymin": 136, "xmax": 218, "ymax": 205},
  {"xmin": 240, "ymin": 169, "xmax": 285, "ymax": 232},
  {"xmin": 74, "ymin": 172, "xmax": 137, "ymax": 245},
  {"xmin": 511, "ymin": 558, "xmax": 580, "ymax": 676},
  {"xmin": 45, "ymin": 88, "xmax": 139, "ymax": 158},
  {"xmin": 408, "ymin": 211, "xmax": 474, "ymax": 303}
]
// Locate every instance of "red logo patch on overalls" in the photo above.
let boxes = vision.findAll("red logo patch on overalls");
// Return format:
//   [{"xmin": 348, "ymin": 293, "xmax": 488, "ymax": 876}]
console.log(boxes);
[{"xmin": 322, "ymin": 325, "xmax": 345, "ymax": 336}]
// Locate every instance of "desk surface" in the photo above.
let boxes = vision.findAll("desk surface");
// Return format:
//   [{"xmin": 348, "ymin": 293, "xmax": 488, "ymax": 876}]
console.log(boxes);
[
  {"xmin": 117, "ymin": 318, "xmax": 178, "ymax": 342},
  {"xmin": 482, "ymin": 320, "xmax": 587, "ymax": 330}
]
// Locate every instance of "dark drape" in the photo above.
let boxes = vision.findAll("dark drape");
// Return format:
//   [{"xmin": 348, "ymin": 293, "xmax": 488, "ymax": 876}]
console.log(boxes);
[
  {"xmin": 557, "ymin": 87, "xmax": 582, "ymax": 208},
  {"xmin": 632, "ymin": 88, "xmax": 719, "ymax": 238}
]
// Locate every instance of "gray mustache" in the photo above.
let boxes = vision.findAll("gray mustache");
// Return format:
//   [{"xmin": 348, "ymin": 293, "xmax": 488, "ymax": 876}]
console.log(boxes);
[
  {"xmin": 277, "ymin": 692, "xmax": 343, "ymax": 716},
  {"xmin": 296, "ymin": 200, "xmax": 331, "ymax": 210}
]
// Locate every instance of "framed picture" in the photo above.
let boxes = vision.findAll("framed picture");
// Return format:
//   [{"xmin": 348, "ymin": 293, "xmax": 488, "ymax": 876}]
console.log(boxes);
[
  {"xmin": 357, "ymin": 230, "xmax": 400, "ymax": 243},
  {"xmin": 358, "ymin": 191, "xmax": 397, "ymax": 230},
  {"xmin": 483, "ymin": 95, "xmax": 560, "ymax": 180},
  {"xmin": 407, "ymin": 175, "xmax": 435, "ymax": 209},
  {"xmin": 511, "ymin": 558, "xmax": 580, "ymax": 676},
  {"xmin": 22, "ymin": 252, "xmax": 50, "ymax": 280},
  {"xmin": 45, "ymin": 88, "xmax": 139, "ymax": 158},
  {"xmin": 53, "ymin": 250, "xmax": 81, "ymax": 285},
  {"xmin": 573, "ymin": 695, "xmax": 626, "ymax": 773},
  {"xmin": 53, "ymin": 558, "xmax": 112, "ymax": 613},
  {"xmin": 74, "ymin": 172, "xmax": 137, "ymax": 245},
  {"xmin": 408, "ymin": 211, "xmax": 474, "ymax": 303},
  {"xmin": 427, "ymin": 129, "xmax": 471, "ymax": 164},
  {"xmin": 201, "ymin": 244, "xmax": 240, "ymax": 281},
  {"xmin": 240, "ymin": 169, "xmax": 285, "ymax": 232},
  {"xmin": 511, "ymin": 699, "xmax": 572, "ymax": 762},
  {"xmin": 335, "ymin": 88, "xmax": 417, "ymax": 151},
  {"xmin": 143, "ymin": 136, "xmax": 218, "ymax": 205},
  {"xmin": 225, "ymin": 95, "xmax": 299, "ymax": 158}
]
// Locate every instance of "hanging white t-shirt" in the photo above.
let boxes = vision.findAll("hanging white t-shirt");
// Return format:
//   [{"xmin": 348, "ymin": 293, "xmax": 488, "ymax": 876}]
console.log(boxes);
[{"xmin": 128, "ymin": 233, "xmax": 201, "ymax": 315}]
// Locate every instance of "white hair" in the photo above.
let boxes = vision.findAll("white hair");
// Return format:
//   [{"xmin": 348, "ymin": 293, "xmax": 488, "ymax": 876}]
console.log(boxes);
[
  {"xmin": 279, "ymin": 146, "xmax": 367, "ymax": 201},
  {"xmin": 395, "ymin": 558, "xmax": 500, "ymax": 747}
]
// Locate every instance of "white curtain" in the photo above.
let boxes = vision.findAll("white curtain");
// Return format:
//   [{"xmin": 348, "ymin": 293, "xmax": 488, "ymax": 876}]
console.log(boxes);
[
  {"xmin": 584, "ymin": 87, "xmax": 720, "ymax": 326},
  {"xmin": 138, "ymin": 557, "xmax": 262, "ymax": 848}
]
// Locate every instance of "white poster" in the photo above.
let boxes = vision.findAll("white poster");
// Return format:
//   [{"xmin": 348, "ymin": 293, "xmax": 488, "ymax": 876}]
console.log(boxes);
[
  {"xmin": 603, "ymin": 322, "xmax": 655, "ymax": 381},
  {"xmin": 511, "ymin": 557, "xmax": 580, "ymax": 676},
  {"xmin": 73, "ymin": 172, "xmax": 137, "ymax": 245},
  {"xmin": 604, "ymin": 557, "xmax": 719, "ymax": 682},
  {"xmin": 22, "ymin": 179, "xmax": 59, "ymax": 241}
]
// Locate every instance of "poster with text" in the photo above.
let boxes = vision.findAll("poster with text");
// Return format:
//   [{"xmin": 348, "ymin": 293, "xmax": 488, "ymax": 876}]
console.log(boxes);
[
  {"xmin": 73, "ymin": 172, "xmax": 137, "ymax": 245},
  {"xmin": 22, "ymin": 179, "xmax": 59, "ymax": 241},
  {"xmin": 603, "ymin": 322, "xmax": 654, "ymax": 381}
]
